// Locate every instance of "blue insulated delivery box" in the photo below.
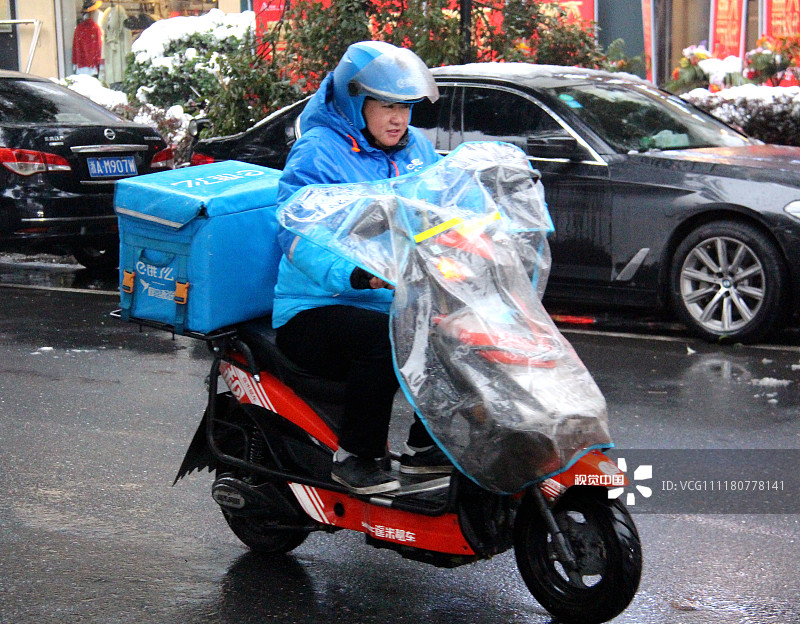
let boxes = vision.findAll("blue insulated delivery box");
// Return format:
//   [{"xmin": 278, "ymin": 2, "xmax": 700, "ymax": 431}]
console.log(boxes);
[{"xmin": 114, "ymin": 161, "xmax": 282, "ymax": 334}]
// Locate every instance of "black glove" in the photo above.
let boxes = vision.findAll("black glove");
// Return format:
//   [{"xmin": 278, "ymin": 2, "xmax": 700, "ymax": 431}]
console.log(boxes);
[{"xmin": 350, "ymin": 267, "xmax": 375, "ymax": 289}]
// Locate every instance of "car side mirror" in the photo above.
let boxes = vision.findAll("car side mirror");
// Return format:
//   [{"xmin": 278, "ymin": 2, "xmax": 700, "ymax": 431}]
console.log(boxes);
[
  {"xmin": 526, "ymin": 135, "xmax": 580, "ymax": 159},
  {"xmin": 188, "ymin": 118, "xmax": 211, "ymax": 140}
]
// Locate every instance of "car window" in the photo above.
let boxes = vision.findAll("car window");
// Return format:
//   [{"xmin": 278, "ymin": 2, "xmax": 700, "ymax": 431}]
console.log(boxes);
[
  {"xmin": 411, "ymin": 86, "xmax": 452, "ymax": 151},
  {"xmin": 549, "ymin": 81, "xmax": 751, "ymax": 153},
  {"xmin": 460, "ymin": 86, "xmax": 568, "ymax": 151},
  {"xmin": 256, "ymin": 103, "xmax": 303, "ymax": 146},
  {"xmin": 0, "ymin": 78, "xmax": 122, "ymax": 124}
]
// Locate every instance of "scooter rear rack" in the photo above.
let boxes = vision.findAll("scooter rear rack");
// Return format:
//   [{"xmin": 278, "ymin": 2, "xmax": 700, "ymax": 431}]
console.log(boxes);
[{"xmin": 110, "ymin": 309, "xmax": 238, "ymax": 342}]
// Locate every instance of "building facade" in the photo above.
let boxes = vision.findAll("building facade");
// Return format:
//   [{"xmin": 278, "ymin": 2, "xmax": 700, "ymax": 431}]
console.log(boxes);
[
  {"xmin": 0, "ymin": 0, "xmax": 791, "ymax": 85},
  {"xmin": 0, "ymin": 0, "xmax": 239, "ymax": 79}
]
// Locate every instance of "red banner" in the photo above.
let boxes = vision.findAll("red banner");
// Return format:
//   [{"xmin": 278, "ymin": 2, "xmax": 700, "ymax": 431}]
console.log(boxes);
[
  {"xmin": 764, "ymin": 0, "xmax": 800, "ymax": 37},
  {"xmin": 254, "ymin": 0, "xmax": 286, "ymax": 57},
  {"xmin": 556, "ymin": 0, "xmax": 596, "ymax": 23},
  {"xmin": 254, "ymin": 0, "xmax": 285, "ymax": 29},
  {"xmin": 641, "ymin": 0, "xmax": 654, "ymax": 81},
  {"xmin": 710, "ymin": 0, "xmax": 746, "ymax": 58}
]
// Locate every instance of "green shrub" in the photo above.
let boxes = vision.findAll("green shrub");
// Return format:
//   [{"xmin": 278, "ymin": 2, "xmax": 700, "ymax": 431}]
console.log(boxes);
[
  {"xmin": 602, "ymin": 38, "xmax": 646, "ymax": 77},
  {"xmin": 683, "ymin": 86, "xmax": 800, "ymax": 147},
  {"xmin": 117, "ymin": 2, "xmax": 640, "ymax": 145},
  {"xmin": 122, "ymin": 31, "xmax": 244, "ymax": 110},
  {"xmin": 202, "ymin": 36, "xmax": 304, "ymax": 137},
  {"xmin": 282, "ymin": 0, "xmax": 373, "ymax": 91},
  {"xmin": 376, "ymin": 0, "xmax": 462, "ymax": 67}
]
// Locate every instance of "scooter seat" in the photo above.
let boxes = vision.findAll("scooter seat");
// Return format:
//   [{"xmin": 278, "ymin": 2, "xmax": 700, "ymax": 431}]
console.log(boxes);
[{"xmin": 235, "ymin": 317, "xmax": 348, "ymax": 406}]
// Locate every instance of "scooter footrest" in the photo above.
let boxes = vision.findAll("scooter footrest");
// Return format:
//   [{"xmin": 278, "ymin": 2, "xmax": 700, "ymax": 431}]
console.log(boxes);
[{"xmin": 386, "ymin": 476, "xmax": 451, "ymax": 497}]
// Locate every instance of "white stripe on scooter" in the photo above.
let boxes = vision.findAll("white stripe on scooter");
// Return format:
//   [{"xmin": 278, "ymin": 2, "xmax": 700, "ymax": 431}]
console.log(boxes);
[
  {"xmin": 305, "ymin": 485, "xmax": 327, "ymax": 518},
  {"xmin": 289, "ymin": 483, "xmax": 329, "ymax": 524},
  {"xmin": 251, "ymin": 377, "xmax": 276, "ymax": 412},
  {"xmin": 239, "ymin": 369, "xmax": 276, "ymax": 412},
  {"xmin": 304, "ymin": 485, "xmax": 328, "ymax": 523},
  {"xmin": 225, "ymin": 365, "xmax": 277, "ymax": 413}
]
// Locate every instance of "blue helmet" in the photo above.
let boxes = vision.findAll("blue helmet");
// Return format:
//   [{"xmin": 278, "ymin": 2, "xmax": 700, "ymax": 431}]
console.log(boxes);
[{"xmin": 332, "ymin": 41, "xmax": 439, "ymax": 130}]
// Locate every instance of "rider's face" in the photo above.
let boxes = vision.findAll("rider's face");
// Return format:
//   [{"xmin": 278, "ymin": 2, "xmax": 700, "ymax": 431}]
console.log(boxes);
[{"xmin": 363, "ymin": 99, "xmax": 411, "ymax": 149}]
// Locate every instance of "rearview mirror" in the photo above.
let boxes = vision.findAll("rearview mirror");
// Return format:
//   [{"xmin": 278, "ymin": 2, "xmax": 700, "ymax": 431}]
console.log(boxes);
[
  {"xmin": 526, "ymin": 135, "xmax": 580, "ymax": 159},
  {"xmin": 188, "ymin": 118, "xmax": 211, "ymax": 139}
]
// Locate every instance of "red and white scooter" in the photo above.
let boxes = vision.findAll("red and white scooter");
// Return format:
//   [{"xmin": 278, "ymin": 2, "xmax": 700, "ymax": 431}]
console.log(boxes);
[{"xmin": 171, "ymin": 142, "xmax": 642, "ymax": 624}]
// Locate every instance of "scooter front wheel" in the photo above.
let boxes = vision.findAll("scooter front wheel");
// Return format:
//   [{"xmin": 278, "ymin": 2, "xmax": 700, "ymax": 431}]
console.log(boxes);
[{"xmin": 513, "ymin": 487, "xmax": 642, "ymax": 624}]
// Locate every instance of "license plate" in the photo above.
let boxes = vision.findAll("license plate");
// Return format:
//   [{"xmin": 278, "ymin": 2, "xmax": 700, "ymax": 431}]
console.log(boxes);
[{"xmin": 87, "ymin": 155, "xmax": 137, "ymax": 178}]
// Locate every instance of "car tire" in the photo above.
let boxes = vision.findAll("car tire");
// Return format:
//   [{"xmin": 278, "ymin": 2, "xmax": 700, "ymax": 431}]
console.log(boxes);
[
  {"xmin": 670, "ymin": 220, "xmax": 787, "ymax": 343},
  {"xmin": 71, "ymin": 242, "xmax": 119, "ymax": 270}
]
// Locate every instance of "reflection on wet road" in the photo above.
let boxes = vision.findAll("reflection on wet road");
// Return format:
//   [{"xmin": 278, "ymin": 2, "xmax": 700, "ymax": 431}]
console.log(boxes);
[
  {"xmin": 1, "ymin": 254, "xmax": 799, "ymax": 624},
  {"xmin": 0, "ymin": 253, "xmax": 118, "ymax": 293},
  {"xmin": 5, "ymin": 252, "xmax": 798, "ymax": 346}
]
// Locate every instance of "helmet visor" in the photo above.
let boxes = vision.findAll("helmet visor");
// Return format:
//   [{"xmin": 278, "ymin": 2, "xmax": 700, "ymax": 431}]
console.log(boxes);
[{"xmin": 350, "ymin": 47, "xmax": 440, "ymax": 104}]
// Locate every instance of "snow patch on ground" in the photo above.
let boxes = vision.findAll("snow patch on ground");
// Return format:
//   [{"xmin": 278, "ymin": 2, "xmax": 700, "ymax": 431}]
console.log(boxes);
[{"xmin": 750, "ymin": 377, "xmax": 793, "ymax": 387}]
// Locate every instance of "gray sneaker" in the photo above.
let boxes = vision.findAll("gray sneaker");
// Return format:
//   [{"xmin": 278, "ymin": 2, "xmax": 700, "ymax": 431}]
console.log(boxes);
[
  {"xmin": 331, "ymin": 456, "xmax": 401, "ymax": 495},
  {"xmin": 400, "ymin": 445, "xmax": 453, "ymax": 475}
]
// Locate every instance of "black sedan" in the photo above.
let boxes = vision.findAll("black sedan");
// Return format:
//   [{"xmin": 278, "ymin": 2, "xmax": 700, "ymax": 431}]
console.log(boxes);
[
  {"xmin": 0, "ymin": 70, "xmax": 173, "ymax": 268},
  {"xmin": 189, "ymin": 63, "xmax": 800, "ymax": 344}
]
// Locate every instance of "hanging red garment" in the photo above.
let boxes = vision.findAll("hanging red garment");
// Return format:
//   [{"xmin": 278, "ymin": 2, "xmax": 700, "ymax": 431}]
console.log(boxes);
[{"xmin": 72, "ymin": 17, "xmax": 103, "ymax": 72}]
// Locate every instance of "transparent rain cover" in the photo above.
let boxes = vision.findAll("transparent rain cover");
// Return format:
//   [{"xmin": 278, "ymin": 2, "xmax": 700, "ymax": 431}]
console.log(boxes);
[{"xmin": 278, "ymin": 142, "xmax": 611, "ymax": 492}]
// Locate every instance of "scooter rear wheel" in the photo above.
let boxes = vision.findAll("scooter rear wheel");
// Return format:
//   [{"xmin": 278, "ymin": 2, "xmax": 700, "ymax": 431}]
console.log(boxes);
[
  {"xmin": 221, "ymin": 508, "xmax": 309, "ymax": 555},
  {"xmin": 513, "ymin": 488, "xmax": 642, "ymax": 624}
]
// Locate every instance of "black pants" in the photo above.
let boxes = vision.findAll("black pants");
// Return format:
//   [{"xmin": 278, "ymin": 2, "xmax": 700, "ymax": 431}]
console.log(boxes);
[{"xmin": 276, "ymin": 305, "xmax": 432, "ymax": 458}]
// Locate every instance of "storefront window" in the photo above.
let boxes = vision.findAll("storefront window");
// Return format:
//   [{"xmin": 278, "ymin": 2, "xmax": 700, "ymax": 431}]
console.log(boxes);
[
  {"xmin": 669, "ymin": 0, "xmax": 712, "ymax": 72},
  {"xmin": 65, "ymin": 0, "xmax": 218, "ymax": 85},
  {"xmin": 0, "ymin": 0, "xmax": 12, "ymax": 31},
  {"xmin": 670, "ymin": 0, "xmax": 761, "ymax": 73},
  {"xmin": 745, "ymin": 0, "xmax": 759, "ymax": 51},
  {"xmin": 1, "ymin": 0, "xmax": 18, "ymax": 71}
]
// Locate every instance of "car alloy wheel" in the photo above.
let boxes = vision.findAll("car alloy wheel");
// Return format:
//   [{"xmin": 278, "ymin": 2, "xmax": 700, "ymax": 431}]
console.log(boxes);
[{"xmin": 670, "ymin": 220, "xmax": 787, "ymax": 343}]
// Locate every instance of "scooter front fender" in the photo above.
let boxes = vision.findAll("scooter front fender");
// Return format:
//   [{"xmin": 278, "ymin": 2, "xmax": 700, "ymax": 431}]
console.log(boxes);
[{"xmin": 538, "ymin": 449, "xmax": 628, "ymax": 504}]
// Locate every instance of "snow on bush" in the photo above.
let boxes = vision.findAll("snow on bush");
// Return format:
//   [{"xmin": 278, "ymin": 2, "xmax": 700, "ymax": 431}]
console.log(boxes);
[
  {"xmin": 682, "ymin": 84, "xmax": 800, "ymax": 146},
  {"xmin": 130, "ymin": 9, "xmax": 254, "ymax": 64},
  {"xmin": 123, "ymin": 9, "xmax": 256, "ymax": 110},
  {"xmin": 59, "ymin": 75, "xmax": 194, "ymax": 164},
  {"xmin": 59, "ymin": 10, "xmax": 276, "ymax": 164},
  {"xmin": 697, "ymin": 55, "xmax": 743, "ymax": 88}
]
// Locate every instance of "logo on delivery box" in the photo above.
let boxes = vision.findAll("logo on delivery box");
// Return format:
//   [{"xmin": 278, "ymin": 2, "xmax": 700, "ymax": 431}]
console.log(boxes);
[{"xmin": 136, "ymin": 261, "xmax": 175, "ymax": 300}]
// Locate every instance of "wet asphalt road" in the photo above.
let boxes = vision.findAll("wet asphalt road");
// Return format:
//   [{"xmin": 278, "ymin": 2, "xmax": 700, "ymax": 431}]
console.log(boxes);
[{"xmin": 0, "ymin": 257, "xmax": 799, "ymax": 623}]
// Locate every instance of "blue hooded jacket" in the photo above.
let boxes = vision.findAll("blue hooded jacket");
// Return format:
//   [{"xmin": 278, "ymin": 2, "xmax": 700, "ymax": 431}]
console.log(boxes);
[{"xmin": 271, "ymin": 73, "xmax": 441, "ymax": 328}]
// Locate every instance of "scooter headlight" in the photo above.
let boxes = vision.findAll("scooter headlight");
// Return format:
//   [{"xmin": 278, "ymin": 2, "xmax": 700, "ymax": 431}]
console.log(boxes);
[{"xmin": 434, "ymin": 256, "xmax": 472, "ymax": 281}]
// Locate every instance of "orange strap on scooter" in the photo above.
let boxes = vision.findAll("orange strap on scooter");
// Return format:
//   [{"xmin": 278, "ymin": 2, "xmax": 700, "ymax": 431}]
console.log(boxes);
[
  {"xmin": 122, "ymin": 270, "xmax": 136, "ymax": 293},
  {"xmin": 174, "ymin": 281, "xmax": 190, "ymax": 304}
]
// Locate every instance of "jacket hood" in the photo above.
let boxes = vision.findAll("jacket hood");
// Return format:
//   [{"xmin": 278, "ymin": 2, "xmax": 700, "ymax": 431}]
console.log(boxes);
[
  {"xmin": 299, "ymin": 73, "xmax": 414, "ymax": 154},
  {"xmin": 298, "ymin": 74, "xmax": 371, "ymax": 148}
]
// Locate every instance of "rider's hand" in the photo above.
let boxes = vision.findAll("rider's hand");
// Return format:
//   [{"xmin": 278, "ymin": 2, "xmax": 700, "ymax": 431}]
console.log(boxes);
[
  {"xmin": 350, "ymin": 267, "xmax": 394, "ymax": 290},
  {"xmin": 369, "ymin": 276, "xmax": 394, "ymax": 290}
]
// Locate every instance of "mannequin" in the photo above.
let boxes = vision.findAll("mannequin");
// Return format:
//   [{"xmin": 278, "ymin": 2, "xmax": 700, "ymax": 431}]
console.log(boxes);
[
  {"xmin": 72, "ymin": 0, "xmax": 104, "ymax": 78},
  {"xmin": 101, "ymin": 1, "xmax": 132, "ymax": 87}
]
